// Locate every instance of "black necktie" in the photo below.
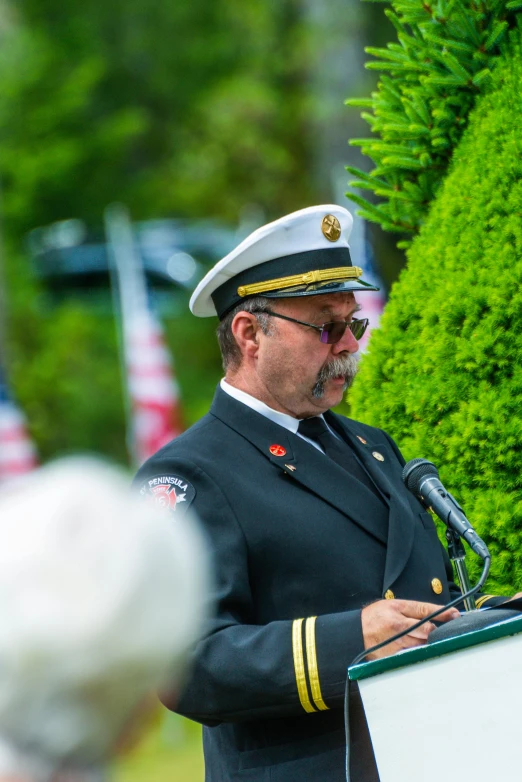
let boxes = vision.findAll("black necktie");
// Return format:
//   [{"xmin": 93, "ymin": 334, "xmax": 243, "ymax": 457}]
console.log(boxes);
[{"xmin": 297, "ymin": 417, "xmax": 384, "ymax": 502}]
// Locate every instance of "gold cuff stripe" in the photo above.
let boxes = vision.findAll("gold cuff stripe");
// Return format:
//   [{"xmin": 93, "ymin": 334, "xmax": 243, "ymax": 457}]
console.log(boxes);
[
  {"xmin": 237, "ymin": 266, "xmax": 363, "ymax": 298},
  {"xmin": 305, "ymin": 617, "xmax": 329, "ymax": 711},
  {"xmin": 475, "ymin": 594, "xmax": 495, "ymax": 609},
  {"xmin": 292, "ymin": 619, "xmax": 316, "ymax": 713}
]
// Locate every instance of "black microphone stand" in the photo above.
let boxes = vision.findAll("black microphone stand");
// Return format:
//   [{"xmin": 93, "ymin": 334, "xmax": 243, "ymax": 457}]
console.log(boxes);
[{"xmin": 445, "ymin": 528, "xmax": 476, "ymax": 612}]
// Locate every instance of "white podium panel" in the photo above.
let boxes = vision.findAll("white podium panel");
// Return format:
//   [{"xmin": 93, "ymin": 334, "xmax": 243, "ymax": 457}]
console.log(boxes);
[{"xmin": 349, "ymin": 614, "xmax": 522, "ymax": 782}]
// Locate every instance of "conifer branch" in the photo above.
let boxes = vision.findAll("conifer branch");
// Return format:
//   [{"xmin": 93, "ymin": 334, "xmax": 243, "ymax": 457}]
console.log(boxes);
[{"xmin": 346, "ymin": 0, "xmax": 521, "ymax": 237}]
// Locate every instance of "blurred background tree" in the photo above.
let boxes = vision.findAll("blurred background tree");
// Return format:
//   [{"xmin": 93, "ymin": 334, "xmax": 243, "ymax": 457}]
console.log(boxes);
[
  {"xmin": 0, "ymin": 0, "xmax": 397, "ymax": 466},
  {"xmin": 0, "ymin": 0, "xmax": 317, "ymax": 233}
]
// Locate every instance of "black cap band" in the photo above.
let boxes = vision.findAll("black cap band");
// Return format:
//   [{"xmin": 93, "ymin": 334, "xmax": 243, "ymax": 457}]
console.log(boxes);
[{"xmin": 212, "ymin": 247, "xmax": 354, "ymax": 319}]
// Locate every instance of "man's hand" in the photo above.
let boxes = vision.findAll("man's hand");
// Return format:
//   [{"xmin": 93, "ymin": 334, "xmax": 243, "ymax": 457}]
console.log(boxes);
[{"xmin": 361, "ymin": 599, "xmax": 460, "ymax": 661}]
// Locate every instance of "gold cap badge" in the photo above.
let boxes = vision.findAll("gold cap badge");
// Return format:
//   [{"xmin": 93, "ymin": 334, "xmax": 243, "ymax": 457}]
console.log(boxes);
[
  {"xmin": 431, "ymin": 578, "xmax": 443, "ymax": 595},
  {"xmin": 321, "ymin": 214, "xmax": 341, "ymax": 242}
]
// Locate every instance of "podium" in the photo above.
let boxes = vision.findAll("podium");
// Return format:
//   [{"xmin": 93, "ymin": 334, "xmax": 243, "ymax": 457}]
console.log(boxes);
[{"xmin": 348, "ymin": 613, "xmax": 522, "ymax": 782}]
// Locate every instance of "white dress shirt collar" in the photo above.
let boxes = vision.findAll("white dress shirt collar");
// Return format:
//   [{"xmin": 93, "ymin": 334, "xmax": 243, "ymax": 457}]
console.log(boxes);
[
  {"xmin": 220, "ymin": 379, "xmax": 337, "ymax": 452},
  {"xmin": 220, "ymin": 378, "xmax": 300, "ymax": 434}
]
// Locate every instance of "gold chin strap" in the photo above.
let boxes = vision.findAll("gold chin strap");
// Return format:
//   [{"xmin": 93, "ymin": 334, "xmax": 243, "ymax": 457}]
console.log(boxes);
[{"xmin": 237, "ymin": 266, "xmax": 363, "ymax": 298}]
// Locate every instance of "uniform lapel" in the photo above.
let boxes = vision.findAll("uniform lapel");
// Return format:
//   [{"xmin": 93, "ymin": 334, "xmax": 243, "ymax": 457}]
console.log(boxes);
[
  {"xmin": 210, "ymin": 388, "xmax": 387, "ymax": 545},
  {"xmin": 325, "ymin": 412, "xmax": 416, "ymax": 589}
]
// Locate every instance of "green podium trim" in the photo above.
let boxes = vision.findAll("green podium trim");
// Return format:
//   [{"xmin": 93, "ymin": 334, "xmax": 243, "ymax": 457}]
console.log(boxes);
[{"xmin": 348, "ymin": 613, "xmax": 522, "ymax": 682}]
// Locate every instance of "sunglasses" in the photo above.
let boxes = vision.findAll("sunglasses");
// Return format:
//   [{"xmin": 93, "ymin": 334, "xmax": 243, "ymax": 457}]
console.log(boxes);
[{"xmin": 252, "ymin": 309, "xmax": 369, "ymax": 344}]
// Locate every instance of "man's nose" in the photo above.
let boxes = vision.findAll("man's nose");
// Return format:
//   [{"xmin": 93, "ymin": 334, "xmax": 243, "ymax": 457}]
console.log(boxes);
[{"xmin": 332, "ymin": 325, "xmax": 359, "ymax": 354}]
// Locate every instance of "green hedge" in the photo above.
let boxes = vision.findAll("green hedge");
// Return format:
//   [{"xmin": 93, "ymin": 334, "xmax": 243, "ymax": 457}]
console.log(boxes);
[{"xmin": 351, "ymin": 32, "xmax": 522, "ymax": 593}]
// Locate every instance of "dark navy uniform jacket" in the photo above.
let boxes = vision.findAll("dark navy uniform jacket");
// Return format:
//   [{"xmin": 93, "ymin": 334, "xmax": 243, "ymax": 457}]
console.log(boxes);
[{"xmin": 134, "ymin": 386, "xmax": 497, "ymax": 781}]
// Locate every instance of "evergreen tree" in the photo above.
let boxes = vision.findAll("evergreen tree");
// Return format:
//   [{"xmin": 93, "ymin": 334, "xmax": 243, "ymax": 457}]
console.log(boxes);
[
  {"xmin": 346, "ymin": 0, "xmax": 520, "ymax": 246},
  {"xmin": 351, "ymin": 30, "xmax": 522, "ymax": 593}
]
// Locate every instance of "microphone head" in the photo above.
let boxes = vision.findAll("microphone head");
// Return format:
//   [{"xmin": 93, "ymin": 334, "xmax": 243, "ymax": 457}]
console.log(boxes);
[{"xmin": 402, "ymin": 458, "xmax": 439, "ymax": 493}]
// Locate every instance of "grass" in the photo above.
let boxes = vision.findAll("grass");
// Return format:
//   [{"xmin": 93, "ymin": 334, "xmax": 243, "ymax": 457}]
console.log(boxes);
[{"xmin": 113, "ymin": 709, "xmax": 205, "ymax": 782}]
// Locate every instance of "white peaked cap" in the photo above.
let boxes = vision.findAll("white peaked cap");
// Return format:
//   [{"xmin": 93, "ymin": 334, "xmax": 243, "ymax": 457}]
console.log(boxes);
[
  {"xmin": 0, "ymin": 458, "xmax": 209, "ymax": 776},
  {"xmin": 190, "ymin": 204, "xmax": 377, "ymax": 319}
]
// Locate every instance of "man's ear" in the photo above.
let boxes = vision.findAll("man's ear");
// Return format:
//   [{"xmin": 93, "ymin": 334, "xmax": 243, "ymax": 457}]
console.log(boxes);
[{"xmin": 231, "ymin": 312, "xmax": 261, "ymax": 360}]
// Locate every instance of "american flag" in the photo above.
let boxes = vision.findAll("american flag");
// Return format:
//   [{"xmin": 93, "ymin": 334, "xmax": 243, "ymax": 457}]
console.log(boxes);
[
  {"xmin": 105, "ymin": 204, "xmax": 183, "ymax": 467},
  {"xmin": 0, "ymin": 371, "xmax": 37, "ymax": 482},
  {"xmin": 125, "ymin": 310, "xmax": 183, "ymax": 466}
]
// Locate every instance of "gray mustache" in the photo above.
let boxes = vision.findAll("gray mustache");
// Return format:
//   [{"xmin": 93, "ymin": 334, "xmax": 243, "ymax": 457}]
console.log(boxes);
[
  {"xmin": 317, "ymin": 354, "xmax": 359, "ymax": 382},
  {"xmin": 312, "ymin": 354, "xmax": 359, "ymax": 398}
]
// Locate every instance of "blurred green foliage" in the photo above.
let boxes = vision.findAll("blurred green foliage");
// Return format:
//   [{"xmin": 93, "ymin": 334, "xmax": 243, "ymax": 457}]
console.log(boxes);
[
  {"xmin": 114, "ymin": 711, "xmax": 204, "ymax": 782},
  {"xmin": 351, "ymin": 30, "xmax": 522, "ymax": 593},
  {"xmin": 0, "ymin": 0, "xmax": 317, "ymax": 234},
  {"xmin": 345, "ymin": 0, "xmax": 519, "ymax": 245},
  {"xmin": 0, "ymin": 0, "xmax": 319, "ymax": 464}
]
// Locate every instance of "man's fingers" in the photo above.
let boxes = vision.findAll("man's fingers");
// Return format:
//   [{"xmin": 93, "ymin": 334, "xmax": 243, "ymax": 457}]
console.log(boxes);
[
  {"xmin": 395, "ymin": 618, "xmax": 436, "ymax": 642},
  {"xmin": 434, "ymin": 606, "xmax": 461, "ymax": 623},
  {"xmin": 361, "ymin": 598, "xmax": 460, "ymax": 661},
  {"xmin": 379, "ymin": 628, "xmax": 431, "ymax": 658},
  {"xmin": 395, "ymin": 599, "xmax": 460, "ymax": 623},
  {"xmin": 399, "ymin": 634, "xmax": 428, "ymax": 651},
  {"xmin": 405, "ymin": 620, "xmax": 436, "ymax": 641}
]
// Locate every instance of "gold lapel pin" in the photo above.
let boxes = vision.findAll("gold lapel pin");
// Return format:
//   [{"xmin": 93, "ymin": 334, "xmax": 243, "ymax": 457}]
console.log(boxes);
[
  {"xmin": 356, "ymin": 435, "xmax": 367, "ymax": 444},
  {"xmin": 285, "ymin": 464, "xmax": 296, "ymax": 472},
  {"xmin": 372, "ymin": 451, "xmax": 385, "ymax": 462}
]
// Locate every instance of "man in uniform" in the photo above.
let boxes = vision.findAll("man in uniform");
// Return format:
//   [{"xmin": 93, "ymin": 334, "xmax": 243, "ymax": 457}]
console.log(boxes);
[{"xmin": 135, "ymin": 205, "xmax": 500, "ymax": 781}]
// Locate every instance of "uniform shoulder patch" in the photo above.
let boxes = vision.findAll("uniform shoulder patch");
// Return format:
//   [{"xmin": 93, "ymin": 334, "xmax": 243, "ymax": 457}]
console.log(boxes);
[{"xmin": 139, "ymin": 474, "xmax": 196, "ymax": 517}]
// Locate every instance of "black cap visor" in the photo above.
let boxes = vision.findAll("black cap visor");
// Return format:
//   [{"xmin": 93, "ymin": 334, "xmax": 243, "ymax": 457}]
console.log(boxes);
[{"xmin": 262, "ymin": 277, "xmax": 379, "ymax": 300}]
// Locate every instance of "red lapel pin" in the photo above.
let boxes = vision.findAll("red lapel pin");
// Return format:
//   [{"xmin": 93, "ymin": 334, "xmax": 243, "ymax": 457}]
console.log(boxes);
[{"xmin": 269, "ymin": 444, "xmax": 286, "ymax": 457}]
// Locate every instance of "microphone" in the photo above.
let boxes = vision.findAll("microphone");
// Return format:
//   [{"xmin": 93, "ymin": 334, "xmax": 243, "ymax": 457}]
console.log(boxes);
[{"xmin": 402, "ymin": 458, "xmax": 490, "ymax": 560}]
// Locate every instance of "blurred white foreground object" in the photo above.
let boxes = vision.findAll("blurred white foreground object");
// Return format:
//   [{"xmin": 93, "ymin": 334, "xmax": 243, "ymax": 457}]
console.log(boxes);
[{"xmin": 0, "ymin": 457, "xmax": 209, "ymax": 782}]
